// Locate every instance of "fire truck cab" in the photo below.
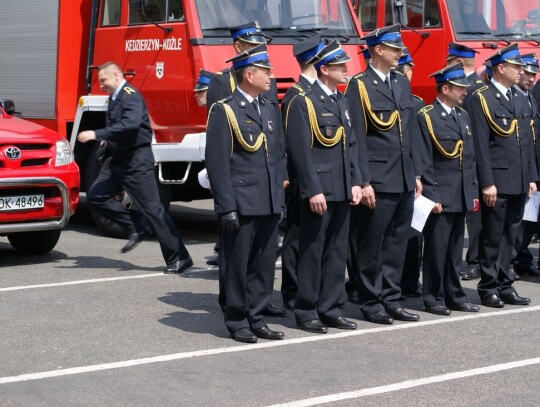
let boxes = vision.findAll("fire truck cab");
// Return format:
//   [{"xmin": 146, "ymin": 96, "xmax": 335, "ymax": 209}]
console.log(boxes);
[{"xmin": 354, "ymin": 0, "xmax": 540, "ymax": 100}]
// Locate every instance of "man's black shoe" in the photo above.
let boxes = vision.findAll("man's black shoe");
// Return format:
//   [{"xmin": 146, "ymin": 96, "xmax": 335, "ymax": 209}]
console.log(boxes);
[
  {"xmin": 297, "ymin": 319, "xmax": 328, "ymax": 334},
  {"xmin": 481, "ymin": 293, "xmax": 505, "ymax": 308},
  {"xmin": 500, "ymin": 292, "xmax": 531, "ymax": 305},
  {"xmin": 164, "ymin": 256, "xmax": 193, "ymax": 274},
  {"xmin": 230, "ymin": 328, "xmax": 257, "ymax": 343},
  {"xmin": 507, "ymin": 265, "xmax": 520, "ymax": 281},
  {"xmin": 283, "ymin": 300, "xmax": 294, "ymax": 311},
  {"xmin": 121, "ymin": 232, "xmax": 146, "ymax": 253},
  {"xmin": 449, "ymin": 303, "xmax": 480, "ymax": 312},
  {"xmin": 320, "ymin": 316, "xmax": 357, "ymax": 330},
  {"xmin": 386, "ymin": 307, "xmax": 420, "ymax": 321},
  {"xmin": 515, "ymin": 263, "xmax": 540, "ymax": 277},
  {"xmin": 425, "ymin": 305, "xmax": 451, "ymax": 315},
  {"xmin": 253, "ymin": 326, "xmax": 284, "ymax": 340},
  {"xmin": 460, "ymin": 266, "xmax": 480, "ymax": 280},
  {"xmin": 364, "ymin": 310, "xmax": 394, "ymax": 325},
  {"xmin": 206, "ymin": 254, "xmax": 219, "ymax": 266},
  {"xmin": 261, "ymin": 304, "xmax": 287, "ymax": 317}
]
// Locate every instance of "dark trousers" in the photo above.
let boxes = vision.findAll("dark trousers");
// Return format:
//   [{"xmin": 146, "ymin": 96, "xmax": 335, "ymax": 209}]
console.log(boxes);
[
  {"xmin": 294, "ymin": 200, "xmax": 350, "ymax": 324},
  {"xmin": 465, "ymin": 209, "xmax": 482, "ymax": 266},
  {"xmin": 422, "ymin": 212, "xmax": 468, "ymax": 307},
  {"xmin": 351, "ymin": 190, "xmax": 414, "ymax": 315},
  {"xmin": 513, "ymin": 218, "xmax": 539, "ymax": 267},
  {"xmin": 87, "ymin": 147, "xmax": 188, "ymax": 265},
  {"xmin": 401, "ymin": 232, "xmax": 422, "ymax": 293},
  {"xmin": 222, "ymin": 214, "xmax": 280, "ymax": 333},
  {"xmin": 478, "ymin": 194, "xmax": 526, "ymax": 298},
  {"xmin": 280, "ymin": 182, "xmax": 301, "ymax": 304}
]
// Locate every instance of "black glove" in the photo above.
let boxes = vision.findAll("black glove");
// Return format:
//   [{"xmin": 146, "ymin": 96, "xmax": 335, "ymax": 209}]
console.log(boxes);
[{"xmin": 221, "ymin": 211, "xmax": 240, "ymax": 232}]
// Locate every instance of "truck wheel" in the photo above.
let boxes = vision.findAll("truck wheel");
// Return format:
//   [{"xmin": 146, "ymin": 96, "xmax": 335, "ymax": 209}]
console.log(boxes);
[{"xmin": 8, "ymin": 229, "xmax": 61, "ymax": 254}]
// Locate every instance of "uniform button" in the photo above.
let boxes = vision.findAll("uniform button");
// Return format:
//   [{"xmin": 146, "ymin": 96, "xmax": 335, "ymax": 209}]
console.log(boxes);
[
  {"xmin": 402, "ymin": 148, "xmax": 405, "ymax": 152},
  {"xmin": 371, "ymin": 155, "xmax": 375, "ymax": 159},
  {"xmin": 239, "ymin": 180, "xmax": 243, "ymax": 184},
  {"xmin": 316, "ymin": 169, "xmax": 320, "ymax": 173},
  {"xmin": 494, "ymin": 163, "xmax": 498, "ymax": 167}
]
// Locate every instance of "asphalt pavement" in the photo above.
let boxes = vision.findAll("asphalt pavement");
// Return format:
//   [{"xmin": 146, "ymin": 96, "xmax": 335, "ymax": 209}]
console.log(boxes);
[{"xmin": 0, "ymin": 201, "xmax": 539, "ymax": 406}]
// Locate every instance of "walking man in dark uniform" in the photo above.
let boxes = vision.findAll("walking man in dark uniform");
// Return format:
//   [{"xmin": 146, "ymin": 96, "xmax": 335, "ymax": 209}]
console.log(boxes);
[
  {"xmin": 512, "ymin": 53, "xmax": 540, "ymax": 277},
  {"xmin": 205, "ymin": 44, "xmax": 287, "ymax": 343},
  {"xmin": 77, "ymin": 62, "xmax": 192, "ymax": 274},
  {"xmin": 446, "ymin": 42, "xmax": 484, "ymax": 281},
  {"xmin": 465, "ymin": 43, "xmax": 536, "ymax": 308},
  {"xmin": 286, "ymin": 40, "xmax": 362, "ymax": 333},
  {"xmin": 280, "ymin": 34, "xmax": 324, "ymax": 311},
  {"xmin": 418, "ymin": 62, "xmax": 480, "ymax": 315},
  {"xmin": 345, "ymin": 25, "xmax": 422, "ymax": 325}
]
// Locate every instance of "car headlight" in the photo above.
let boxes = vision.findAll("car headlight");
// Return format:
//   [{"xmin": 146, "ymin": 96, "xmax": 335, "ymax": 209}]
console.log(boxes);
[{"xmin": 55, "ymin": 139, "xmax": 74, "ymax": 166}]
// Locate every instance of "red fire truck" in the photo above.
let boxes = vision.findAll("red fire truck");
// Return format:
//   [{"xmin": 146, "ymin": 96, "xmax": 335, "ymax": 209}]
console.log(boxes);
[
  {"xmin": 353, "ymin": 0, "xmax": 540, "ymax": 100},
  {"xmin": 0, "ymin": 0, "xmax": 364, "ymax": 237}
]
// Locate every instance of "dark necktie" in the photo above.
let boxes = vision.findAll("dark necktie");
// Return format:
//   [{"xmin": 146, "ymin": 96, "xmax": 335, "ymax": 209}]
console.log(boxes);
[
  {"xmin": 330, "ymin": 94, "xmax": 339, "ymax": 103},
  {"xmin": 385, "ymin": 76, "xmax": 391, "ymax": 90},
  {"xmin": 506, "ymin": 89, "xmax": 512, "ymax": 101},
  {"xmin": 251, "ymin": 99, "xmax": 260, "ymax": 118}
]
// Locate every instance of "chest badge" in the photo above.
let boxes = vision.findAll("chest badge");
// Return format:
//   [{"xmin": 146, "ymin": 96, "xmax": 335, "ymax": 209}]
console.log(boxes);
[{"xmin": 503, "ymin": 118, "xmax": 507, "ymax": 126}]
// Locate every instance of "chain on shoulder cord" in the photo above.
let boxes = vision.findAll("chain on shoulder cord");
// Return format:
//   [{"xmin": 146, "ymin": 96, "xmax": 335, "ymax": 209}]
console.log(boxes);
[
  {"xmin": 421, "ymin": 105, "xmax": 464, "ymax": 169},
  {"xmin": 477, "ymin": 92, "xmax": 519, "ymax": 143},
  {"xmin": 531, "ymin": 119, "xmax": 536, "ymax": 147},
  {"xmin": 221, "ymin": 102, "xmax": 267, "ymax": 158},
  {"xmin": 357, "ymin": 79, "xmax": 402, "ymax": 141},
  {"xmin": 303, "ymin": 95, "xmax": 345, "ymax": 149}
]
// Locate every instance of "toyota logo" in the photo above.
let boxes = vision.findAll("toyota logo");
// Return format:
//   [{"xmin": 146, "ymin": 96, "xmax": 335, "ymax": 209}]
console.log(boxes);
[{"xmin": 5, "ymin": 146, "xmax": 21, "ymax": 160}]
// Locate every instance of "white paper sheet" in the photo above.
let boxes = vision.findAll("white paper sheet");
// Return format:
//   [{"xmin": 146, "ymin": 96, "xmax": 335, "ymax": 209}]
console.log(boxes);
[
  {"xmin": 411, "ymin": 195, "xmax": 436, "ymax": 232},
  {"xmin": 523, "ymin": 191, "xmax": 540, "ymax": 222},
  {"xmin": 197, "ymin": 168, "xmax": 211, "ymax": 189}
]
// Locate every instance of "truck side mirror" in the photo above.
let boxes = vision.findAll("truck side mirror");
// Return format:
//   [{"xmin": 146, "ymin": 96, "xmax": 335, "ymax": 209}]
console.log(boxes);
[{"xmin": 0, "ymin": 99, "xmax": 16, "ymax": 115}]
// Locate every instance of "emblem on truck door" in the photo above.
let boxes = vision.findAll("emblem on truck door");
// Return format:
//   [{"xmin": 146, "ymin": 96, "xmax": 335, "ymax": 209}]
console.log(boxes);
[
  {"xmin": 156, "ymin": 62, "xmax": 164, "ymax": 79},
  {"xmin": 5, "ymin": 146, "xmax": 21, "ymax": 160}
]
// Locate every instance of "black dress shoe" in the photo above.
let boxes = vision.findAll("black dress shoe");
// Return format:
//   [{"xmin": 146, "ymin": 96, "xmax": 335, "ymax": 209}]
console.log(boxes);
[
  {"xmin": 253, "ymin": 326, "xmax": 284, "ymax": 340},
  {"xmin": 297, "ymin": 319, "xmax": 328, "ymax": 334},
  {"xmin": 320, "ymin": 316, "xmax": 357, "ymax": 330},
  {"xmin": 481, "ymin": 293, "xmax": 505, "ymax": 308},
  {"xmin": 283, "ymin": 300, "xmax": 294, "ymax": 311},
  {"xmin": 515, "ymin": 263, "xmax": 540, "ymax": 277},
  {"xmin": 121, "ymin": 232, "xmax": 148, "ymax": 253},
  {"xmin": 206, "ymin": 254, "xmax": 219, "ymax": 266},
  {"xmin": 507, "ymin": 265, "xmax": 520, "ymax": 281},
  {"xmin": 261, "ymin": 304, "xmax": 287, "ymax": 317},
  {"xmin": 230, "ymin": 328, "xmax": 257, "ymax": 343},
  {"xmin": 364, "ymin": 310, "xmax": 394, "ymax": 325},
  {"xmin": 449, "ymin": 303, "xmax": 480, "ymax": 312},
  {"xmin": 164, "ymin": 256, "xmax": 193, "ymax": 274},
  {"xmin": 425, "ymin": 305, "xmax": 451, "ymax": 316},
  {"xmin": 460, "ymin": 266, "xmax": 480, "ymax": 280},
  {"xmin": 500, "ymin": 291, "xmax": 531, "ymax": 305},
  {"xmin": 386, "ymin": 307, "xmax": 420, "ymax": 321}
]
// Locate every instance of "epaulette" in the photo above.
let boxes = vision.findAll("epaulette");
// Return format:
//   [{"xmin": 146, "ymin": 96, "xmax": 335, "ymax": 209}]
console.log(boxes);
[
  {"xmin": 412, "ymin": 94, "xmax": 424, "ymax": 102},
  {"xmin": 475, "ymin": 79, "xmax": 484, "ymax": 84},
  {"xmin": 352, "ymin": 72, "xmax": 366, "ymax": 79},
  {"xmin": 123, "ymin": 86, "xmax": 136, "ymax": 95},
  {"xmin": 292, "ymin": 84, "xmax": 303, "ymax": 93},
  {"xmin": 261, "ymin": 95, "xmax": 276, "ymax": 104},
  {"xmin": 455, "ymin": 105, "xmax": 468, "ymax": 114},
  {"xmin": 300, "ymin": 88, "xmax": 313, "ymax": 97},
  {"xmin": 419, "ymin": 104, "xmax": 434, "ymax": 114},
  {"xmin": 473, "ymin": 85, "xmax": 488, "ymax": 96},
  {"xmin": 395, "ymin": 71, "xmax": 405, "ymax": 76},
  {"xmin": 217, "ymin": 96, "xmax": 233, "ymax": 104}
]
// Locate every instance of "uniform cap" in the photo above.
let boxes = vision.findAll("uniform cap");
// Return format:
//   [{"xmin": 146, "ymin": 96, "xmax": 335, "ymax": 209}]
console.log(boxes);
[
  {"xmin": 293, "ymin": 35, "xmax": 324, "ymax": 62},
  {"xmin": 484, "ymin": 60, "xmax": 493, "ymax": 79},
  {"xmin": 398, "ymin": 47, "xmax": 414, "ymax": 66},
  {"xmin": 521, "ymin": 53, "xmax": 539, "ymax": 74},
  {"xmin": 358, "ymin": 47, "xmax": 371, "ymax": 62},
  {"xmin": 230, "ymin": 21, "xmax": 269, "ymax": 44},
  {"xmin": 194, "ymin": 69, "xmax": 214, "ymax": 92},
  {"xmin": 226, "ymin": 43, "xmax": 273, "ymax": 70},
  {"xmin": 447, "ymin": 43, "xmax": 479, "ymax": 60},
  {"xmin": 361, "ymin": 24, "xmax": 405, "ymax": 49},
  {"xmin": 307, "ymin": 39, "xmax": 351, "ymax": 70},
  {"xmin": 485, "ymin": 43, "xmax": 524, "ymax": 66},
  {"xmin": 429, "ymin": 62, "xmax": 470, "ymax": 87}
]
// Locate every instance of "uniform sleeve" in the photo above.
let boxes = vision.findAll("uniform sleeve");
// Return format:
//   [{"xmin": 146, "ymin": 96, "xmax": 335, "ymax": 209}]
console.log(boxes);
[
  {"xmin": 204, "ymin": 103, "xmax": 236, "ymax": 214},
  {"xmin": 94, "ymin": 92, "xmax": 144, "ymax": 141},
  {"xmin": 417, "ymin": 110, "xmax": 440, "ymax": 204},
  {"xmin": 343, "ymin": 97, "xmax": 362, "ymax": 187},
  {"xmin": 344, "ymin": 78, "xmax": 370, "ymax": 184},
  {"xmin": 206, "ymin": 75, "xmax": 230, "ymax": 115},
  {"xmin": 410, "ymin": 98, "xmax": 426, "ymax": 178}
]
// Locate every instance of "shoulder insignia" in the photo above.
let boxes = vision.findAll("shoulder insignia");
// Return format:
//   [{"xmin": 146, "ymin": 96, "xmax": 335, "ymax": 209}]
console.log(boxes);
[
  {"xmin": 123, "ymin": 86, "xmax": 136, "ymax": 95},
  {"xmin": 292, "ymin": 84, "xmax": 303, "ymax": 92},
  {"xmin": 473, "ymin": 85, "xmax": 488, "ymax": 95},
  {"xmin": 475, "ymin": 80, "xmax": 483, "ymax": 84},
  {"xmin": 412, "ymin": 94, "xmax": 424, "ymax": 102},
  {"xmin": 300, "ymin": 87, "xmax": 313, "ymax": 96},
  {"xmin": 353, "ymin": 72, "xmax": 366, "ymax": 79},
  {"xmin": 419, "ymin": 104, "xmax": 434, "ymax": 114},
  {"xmin": 217, "ymin": 96, "xmax": 233, "ymax": 104},
  {"xmin": 261, "ymin": 95, "xmax": 276, "ymax": 104},
  {"xmin": 455, "ymin": 105, "xmax": 468, "ymax": 114}
]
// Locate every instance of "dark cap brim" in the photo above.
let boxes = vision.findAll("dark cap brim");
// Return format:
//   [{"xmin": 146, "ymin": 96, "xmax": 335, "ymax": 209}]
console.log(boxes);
[
  {"xmin": 237, "ymin": 34, "xmax": 269, "ymax": 45},
  {"xmin": 448, "ymin": 77, "xmax": 470, "ymax": 87},
  {"xmin": 327, "ymin": 54, "xmax": 352, "ymax": 65},
  {"xmin": 523, "ymin": 65, "xmax": 539, "ymax": 73},
  {"xmin": 506, "ymin": 57, "xmax": 526, "ymax": 66},
  {"xmin": 382, "ymin": 40, "xmax": 405, "ymax": 50},
  {"xmin": 252, "ymin": 61, "xmax": 273, "ymax": 69}
]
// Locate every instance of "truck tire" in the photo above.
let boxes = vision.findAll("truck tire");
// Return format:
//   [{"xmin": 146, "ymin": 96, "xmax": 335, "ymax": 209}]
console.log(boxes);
[{"xmin": 8, "ymin": 229, "xmax": 61, "ymax": 254}]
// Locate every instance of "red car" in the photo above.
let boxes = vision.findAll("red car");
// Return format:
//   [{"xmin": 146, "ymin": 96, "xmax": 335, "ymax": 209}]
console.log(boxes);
[{"xmin": 0, "ymin": 101, "xmax": 80, "ymax": 254}]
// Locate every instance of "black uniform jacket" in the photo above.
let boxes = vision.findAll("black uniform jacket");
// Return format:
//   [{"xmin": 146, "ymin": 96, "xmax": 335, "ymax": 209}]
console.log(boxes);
[
  {"xmin": 463, "ymin": 72, "xmax": 485, "ymax": 106},
  {"xmin": 285, "ymin": 82, "xmax": 362, "ymax": 201},
  {"xmin": 514, "ymin": 88, "xmax": 540, "ymax": 172},
  {"xmin": 465, "ymin": 82, "xmax": 538, "ymax": 194},
  {"xmin": 205, "ymin": 89, "xmax": 286, "ymax": 216},
  {"xmin": 418, "ymin": 101, "xmax": 478, "ymax": 212},
  {"xmin": 281, "ymin": 75, "xmax": 313, "ymax": 117},
  {"xmin": 206, "ymin": 68, "xmax": 279, "ymax": 112},
  {"xmin": 95, "ymin": 82, "xmax": 152, "ymax": 157},
  {"xmin": 345, "ymin": 67, "xmax": 419, "ymax": 193}
]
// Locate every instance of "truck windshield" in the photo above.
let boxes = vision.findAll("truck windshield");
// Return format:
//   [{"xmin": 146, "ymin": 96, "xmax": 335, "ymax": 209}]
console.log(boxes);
[
  {"xmin": 194, "ymin": 0, "xmax": 358, "ymax": 42},
  {"xmin": 447, "ymin": 0, "xmax": 540, "ymax": 40}
]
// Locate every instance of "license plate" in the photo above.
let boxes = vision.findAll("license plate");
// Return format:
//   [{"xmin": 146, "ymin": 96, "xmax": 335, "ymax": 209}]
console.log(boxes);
[{"xmin": 0, "ymin": 194, "xmax": 45, "ymax": 211}]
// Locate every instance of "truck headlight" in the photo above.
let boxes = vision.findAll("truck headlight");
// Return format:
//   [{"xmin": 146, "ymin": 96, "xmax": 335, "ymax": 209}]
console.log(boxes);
[{"xmin": 55, "ymin": 139, "xmax": 74, "ymax": 166}]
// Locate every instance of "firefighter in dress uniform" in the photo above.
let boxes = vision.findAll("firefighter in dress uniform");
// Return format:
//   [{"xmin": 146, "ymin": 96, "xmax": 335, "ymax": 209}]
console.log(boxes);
[
  {"xmin": 205, "ymin": 44, "xmax": 287, "ymax": 343},
  {"xmin": 418, "ymin": 62, "xmax": 481, "ymax": 315},
  {"xmin": 286, "ymin": 39, "xmax": 362, "ymax": 333}
]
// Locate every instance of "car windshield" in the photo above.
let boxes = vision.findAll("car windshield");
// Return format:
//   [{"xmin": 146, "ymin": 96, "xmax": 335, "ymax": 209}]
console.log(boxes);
[
  {"xmin": 194, "ymin": 0, "xmax": 358, "ymax": 42},
  {"xmin": 447, "ymin": 0, "xmax": 540, "ymax": 40}
]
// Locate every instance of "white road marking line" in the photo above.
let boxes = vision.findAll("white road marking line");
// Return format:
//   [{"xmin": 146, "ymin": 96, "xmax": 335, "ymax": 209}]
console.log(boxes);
[
  {"xmin": 265, "ymin": 357, "xmax": 540, "ymax": 407},
  {"xmin": 0, "ymin": 305, "xmax": 539, "ymax": 385},
  {"xmin": 0, "ymin": 274, "xmax": 164, "ymax": 292}
]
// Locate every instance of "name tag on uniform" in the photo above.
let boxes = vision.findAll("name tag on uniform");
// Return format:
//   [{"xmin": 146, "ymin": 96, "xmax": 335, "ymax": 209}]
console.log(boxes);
[
  {"xmin": 321, "ymin": 113, "xmax": 334, "ymax": 117},
  {"xmin": 243, "ymin": 120, "xmax": 254, "ymax": 124}
]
